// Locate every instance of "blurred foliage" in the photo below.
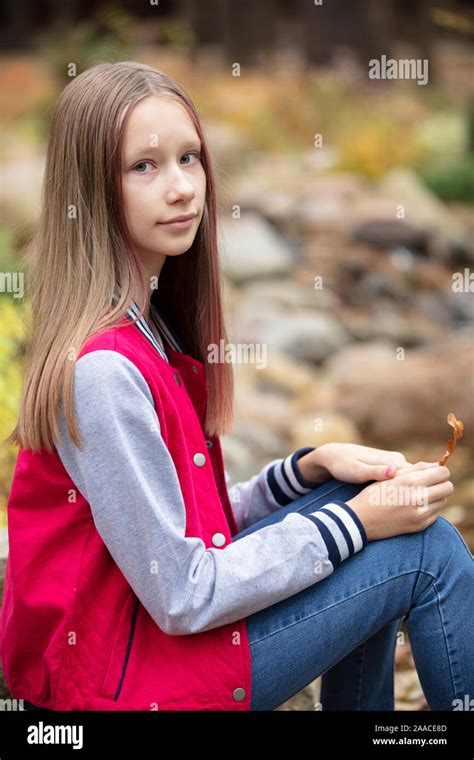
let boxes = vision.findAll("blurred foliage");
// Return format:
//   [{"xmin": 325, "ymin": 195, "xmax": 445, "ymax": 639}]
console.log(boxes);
[
  {"xmin": 0, "ymin": 227, "xmax": 17, "ymax": 273},
  {"xmin": 414, "ymin": 111, "xmax": 468, "ymax": 158},
  {"xmin": 34, "ymin": 5, "xmax": 194, "ymax": 87},
  {"xmin": 193, "ymin": 69, "xmax": 469, "ymax": 183},
  {"xmin": 0, "ymin": 228, "xmax": 28, "ymax": 526},
  {"xmin": 26, "ymin": 5, "xmax": 136, "ymax": 138},
  {"xmin": 336, "ymin": 119, "xmax": 425, "ymax": 180},
  {"xmin": 411, "ymin": 110, "xmax": 474, "ymax": 202},
  {"xmin": 0, "ymin": 297, "xmax": 27, "ymax": 527},
  {"xmin": 416, "ymin": 155, "xmax": 474, "ymax": 203}
]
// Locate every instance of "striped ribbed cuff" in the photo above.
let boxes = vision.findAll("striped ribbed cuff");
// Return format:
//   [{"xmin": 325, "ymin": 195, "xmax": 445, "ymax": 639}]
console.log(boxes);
[
  {"xmin": 291, "ymin": 446, "xmax": 322, "ymax": 489},
  {"xmin": 267, "ymin": 446, "xmax": 320, "ymax": 506},
  {"xmin": 305, "ymin": 500, "xmax": 368, "ymax": 569}
]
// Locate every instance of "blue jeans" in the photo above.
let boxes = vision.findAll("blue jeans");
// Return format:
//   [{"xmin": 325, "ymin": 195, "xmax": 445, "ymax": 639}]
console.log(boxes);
[{"xmin": 232, "ymin": 477, "xmax": 474, "ymax": 711}]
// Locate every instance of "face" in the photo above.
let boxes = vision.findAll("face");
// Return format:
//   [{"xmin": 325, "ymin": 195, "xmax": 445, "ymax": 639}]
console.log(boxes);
[{"xmin": 120, "ymin": 95, "xmax": 206, "ymax": 282}]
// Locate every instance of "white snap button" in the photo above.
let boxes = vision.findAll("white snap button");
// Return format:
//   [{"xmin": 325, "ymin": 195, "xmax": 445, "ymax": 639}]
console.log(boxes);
[
  {"xmin": 193, "ymin": 452, "xmax": 206, "ymax": 467},
  {"xmin": 232, "ymin": 688, "xmax": 246, "ymax": 702},
  {"xmin": 212, "ymin": 532, "xmax": 226, "ymax": 547}
]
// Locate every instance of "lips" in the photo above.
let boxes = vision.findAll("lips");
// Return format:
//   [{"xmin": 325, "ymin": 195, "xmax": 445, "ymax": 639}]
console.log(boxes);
[{"xmin": 160, "ymin": 213, "xmax": 196, "ymax": 224}]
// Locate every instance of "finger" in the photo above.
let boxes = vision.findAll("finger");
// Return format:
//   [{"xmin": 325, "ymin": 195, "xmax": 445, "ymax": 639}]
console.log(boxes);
[
  {"xmin": 398, "ymin": 465, "xmax": 450, "ymax": 487},
  {"xmin": 355, "ymin": 449, "xmax": 407, "ymax": 466},
  {"xmin": 427, "ymin": 481, "xmax": 454, "ymax": 503},
  {"xmin": 398, "ymin": 462, "xmax": 434, "ymax": 472},
  {"xmin": 415, "ymin": 497, "xmax": 447, "ymax": 518},
  {"xmin": 399, "ymin": 480, "xmax": 453, "ymax": 508},
  {"xmin": 358, "ymin": 461, "xmax": 400, "ymax": 480},
  {"xmin": 395, "ymin": 461, "xmax": 434, "ymax": 476}
]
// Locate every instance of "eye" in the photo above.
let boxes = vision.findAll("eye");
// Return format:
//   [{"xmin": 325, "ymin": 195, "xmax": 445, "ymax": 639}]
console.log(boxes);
[
  {"xmin": 181, "ymin": 151, "xmax": 201, "ymax": 165},
  {"xmin": 133, "ymin": 161, "xmax": 154, "ymax": 173}
]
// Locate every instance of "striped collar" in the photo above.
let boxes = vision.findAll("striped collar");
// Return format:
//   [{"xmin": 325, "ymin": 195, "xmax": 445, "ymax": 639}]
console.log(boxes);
[{"xmin": 126, "ymin": 299, "xmax": 184, "ymax": 363}]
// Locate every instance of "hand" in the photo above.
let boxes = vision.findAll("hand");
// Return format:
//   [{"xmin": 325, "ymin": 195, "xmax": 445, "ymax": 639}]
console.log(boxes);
[
  {"xmin": 345, "ymin": 461, "xmax": 454, "ymax": 542},
  {"xmin": 299, "ymin": 443, "xmax": 409, "ymax": 485}
]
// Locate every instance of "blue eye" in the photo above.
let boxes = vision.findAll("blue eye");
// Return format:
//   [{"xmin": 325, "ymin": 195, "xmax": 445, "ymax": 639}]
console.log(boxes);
[
  {"xmin": 133, "ymin": 161, "xmax": 154, "ymax": 173},
  {"xmin": 181, "ymin": 152, "xmax": 201, "ymax": 165}
]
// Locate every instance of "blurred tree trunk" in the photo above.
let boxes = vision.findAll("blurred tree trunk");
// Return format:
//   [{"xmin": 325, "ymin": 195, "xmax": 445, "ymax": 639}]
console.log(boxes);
[
  {"xmin": 301, "ymin": 0, "xmax": 396, "ymax": 65},
  {"xmin": 0, "ymin": 0, "xmax": 33, "ymax": 47},
  {"xmin": 223, "ymin": 0, "xmax": 277, "ymax": 66},
  {"xmin": 183, "ymin": 0, "xmax": 277, "ymax": 66},
  {"xmin": 396, "ymin": 0, "xmax": 437, "ymax": 82},
  {"xmin": 182, "ymin": 0, "xmax": 223, "ymax": 47}
]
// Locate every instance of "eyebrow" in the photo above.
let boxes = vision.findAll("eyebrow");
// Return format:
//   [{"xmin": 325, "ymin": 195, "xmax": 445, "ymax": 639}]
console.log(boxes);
[{"xmin": 127, "ymin": 138, "xmax": 202, "ymax": 158}]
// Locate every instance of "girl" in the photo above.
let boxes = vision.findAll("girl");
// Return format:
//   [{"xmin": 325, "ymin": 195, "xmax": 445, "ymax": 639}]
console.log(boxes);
[{"xmin": 1, "ymin": 61, "xmax": 472, "ymax": 712}]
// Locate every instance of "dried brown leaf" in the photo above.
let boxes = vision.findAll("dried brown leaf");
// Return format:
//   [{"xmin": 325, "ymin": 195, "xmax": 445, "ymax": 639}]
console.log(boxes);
[{"xmin": 438, "ymin": 412, "xmax": 464, "ymax": 466}]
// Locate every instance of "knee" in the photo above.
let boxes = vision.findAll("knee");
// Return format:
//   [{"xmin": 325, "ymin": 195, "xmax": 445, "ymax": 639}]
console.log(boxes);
[{"xmin": 423, "ymin": 515, "xmax": 473, "ymax": 561}]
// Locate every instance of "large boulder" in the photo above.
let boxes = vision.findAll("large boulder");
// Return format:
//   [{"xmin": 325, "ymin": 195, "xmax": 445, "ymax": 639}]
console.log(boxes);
[{"xmin": 316, "ymin": 330, "xmax": 474, "ymax": 448}]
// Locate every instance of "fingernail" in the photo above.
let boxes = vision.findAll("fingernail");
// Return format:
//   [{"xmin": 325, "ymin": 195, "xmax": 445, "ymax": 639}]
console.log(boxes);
[{"xmin": 385, "ymin": 466, "xmax": 394, "ymax": 477}]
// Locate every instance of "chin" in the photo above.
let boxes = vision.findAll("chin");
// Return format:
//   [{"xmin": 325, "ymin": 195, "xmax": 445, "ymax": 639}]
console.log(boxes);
[{"xmin": 158, "ymin": 244, "xmax": 193, "ymax": 257}]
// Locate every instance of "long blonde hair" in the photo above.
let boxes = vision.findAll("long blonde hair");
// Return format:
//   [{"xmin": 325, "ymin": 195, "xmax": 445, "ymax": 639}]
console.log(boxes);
[{"xmin": 6, "ymin": 61, "xmax": 234, "ymax": 453}]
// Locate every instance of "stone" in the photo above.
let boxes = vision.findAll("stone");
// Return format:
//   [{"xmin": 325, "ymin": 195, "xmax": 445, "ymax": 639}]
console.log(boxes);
[
  {"xmin": 218, "ymin": 212, "xmax": 293, "ymax": 282},
  {"xmin": 318, "ymin": 332, "xmax": 474, "ymax": 446}
]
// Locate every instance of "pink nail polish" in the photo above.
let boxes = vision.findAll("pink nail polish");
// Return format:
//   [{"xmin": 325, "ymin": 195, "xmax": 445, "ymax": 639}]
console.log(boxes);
[{"xmin": 385, "ymin": 466, "xmax": 393, "ymax": 477}]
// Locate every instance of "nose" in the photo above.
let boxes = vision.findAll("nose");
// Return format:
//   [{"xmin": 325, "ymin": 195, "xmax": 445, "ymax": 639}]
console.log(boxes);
[{"xmin": 165, "ymin": 164, "xmax": 196, "ymax": 202}]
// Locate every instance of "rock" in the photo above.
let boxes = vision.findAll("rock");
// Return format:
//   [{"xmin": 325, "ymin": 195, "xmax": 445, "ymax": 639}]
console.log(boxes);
[
  {"xmin": 243, "ymin": 348, "xmax": 319, "ymax": 398},
  {"xmin": 239, "ymin": 278, "xmax": 336, "ymax": 312},
  {"xmin": 295, "ymin": 174, "xmax": 369, "ymax": 230},
  {"xmin": 339, "ymin": 301, "xmax": 451, "ymax": 346},
  {"xmin": 414, "ymin": 291, "xmax": 458, "ymax": 326},
  {"xmin": 347, "ymin": 169, "xmax": 474, "ymax": 263},
  {"xmin": 288, "ymin": 412, "xmax": 363, "ymax": 449},
  {"xmin": 389, "ymin": 246, "xmax": 419, "ymax": 272},
  {"xmin": 233, "ymin": 376, "xmax": 295, "ymax": 430},
  {"xmin": 218, "ymin": 212, "xmax": 293, "ymax": 283},
  {"xmin": 378, "ymin": 169, "xmax": 472, "ymax": 263},
  {"xmin": 270, "ymin": 311, "xmax": 350, "ymax": 363},
  {"xmin": 234, "ymin": 160, "xmax": 365, "ymax": 232},
  {"xmin": 318, "ymin": 332, "xmax": 474, "ymax": 447},
  {"xmin": 357, "ymin": 270, "xmax": 406, "ymax": 299},
  {"xmin": 445, "ymin": 288, "xmax": 474, "ymax": 325},
  {"xmin": 233, "ymin": 305, "xmax": 351, "ymax": 364},
  {"xmin": 351, "ymin": 219, "xmax": 430, "ymax": 254},
  {"xmin": 221, "ymin": 419, "xmax": 288, "ymax": 484},
  {"xmin": 220, "ymin": 432, "xmax": 269, "ymax": 484},
  {"xmin": 204, "ymin": 122, "xmax": 256, "ymax": 174},
  {"xmin": 223, "ymin": 379, "xmax": 292, "ymax": 472},
  {"xmin": 395, "ymin": 669, "xmax": 427, "ymax": 709}
]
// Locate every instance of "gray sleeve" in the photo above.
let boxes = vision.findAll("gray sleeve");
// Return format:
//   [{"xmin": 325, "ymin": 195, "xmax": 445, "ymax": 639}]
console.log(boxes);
[
  {"xmin": 224, "ymin": 446, "xmax": 328, "ymax": 532},
  {"xmin": 56, "ymin": 351, "xmax": 367, "ymax": 636}
]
